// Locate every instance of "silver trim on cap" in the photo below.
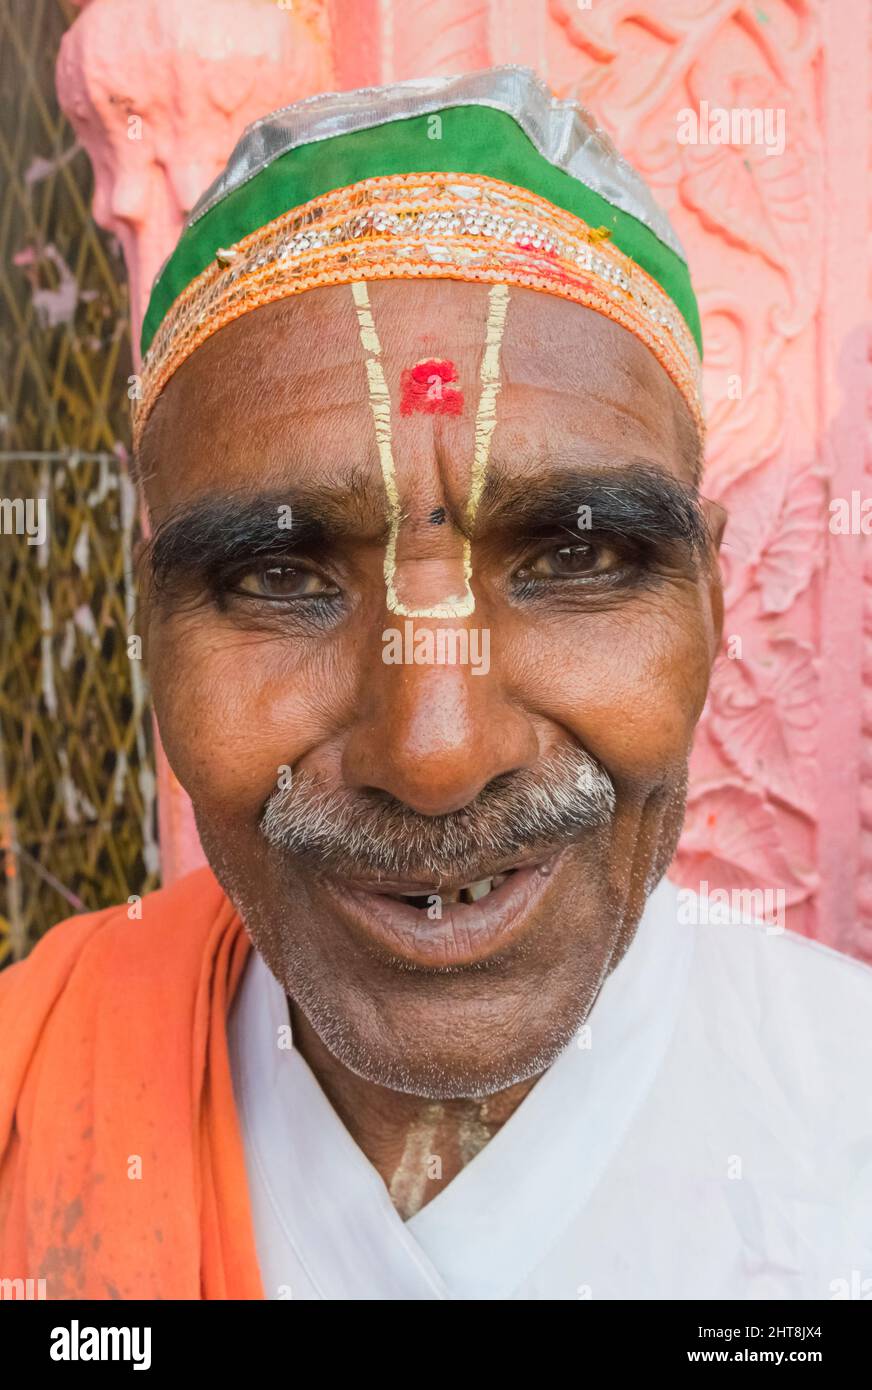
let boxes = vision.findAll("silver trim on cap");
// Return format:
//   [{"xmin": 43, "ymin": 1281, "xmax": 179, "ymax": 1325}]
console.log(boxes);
[{"xmin": 184, "ymin": 66, "xmax": 687, "ymax": 262}]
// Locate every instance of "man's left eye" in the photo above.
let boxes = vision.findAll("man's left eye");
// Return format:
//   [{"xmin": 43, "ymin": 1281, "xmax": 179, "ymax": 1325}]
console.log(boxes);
[
  {"xmin": 234, "ymin": 564, "xmax": 337, "ymax": 599},
  {"xmin": 519, "ymin": 540, "xmax": 622, "ymax": 580}
]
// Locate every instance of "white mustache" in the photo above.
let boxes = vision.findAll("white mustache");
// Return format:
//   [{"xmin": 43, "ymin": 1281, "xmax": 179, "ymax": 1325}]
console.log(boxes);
[{"xmin": 260, "ymin": 748, "xmax": 616, "ymax": 882}]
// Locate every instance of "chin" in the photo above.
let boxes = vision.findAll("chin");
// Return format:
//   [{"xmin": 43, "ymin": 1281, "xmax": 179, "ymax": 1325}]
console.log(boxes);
[
  {"xmin": 303, "ymin": 997, "xmax": 585, "ymax": 1101},
  {"xmin": 277, "ymin": 932, "xmax": 607, "ymax": 1099}
]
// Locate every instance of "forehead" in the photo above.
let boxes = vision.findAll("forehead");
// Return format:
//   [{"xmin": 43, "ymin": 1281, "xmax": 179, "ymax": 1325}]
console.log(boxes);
[{"xmin": 139, "ymin": 279, "xmax": 691, "ymax": 513}]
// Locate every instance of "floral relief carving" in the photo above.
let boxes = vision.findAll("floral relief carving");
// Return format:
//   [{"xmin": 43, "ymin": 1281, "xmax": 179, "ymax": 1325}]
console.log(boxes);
[
  {"xmin": 674, "ymin": 780, "xmax": 813, "ymax": 904},
  {"xmin": 548, "ymin": 0, "xmax": 827, "ymax": 938},
  {"xmin": 719, "ymin": 456, "xmax": 824, "ymax": 615},
  {"xmin": 708, "ymin": 636, "xmax": 818, "ymax": 808}
]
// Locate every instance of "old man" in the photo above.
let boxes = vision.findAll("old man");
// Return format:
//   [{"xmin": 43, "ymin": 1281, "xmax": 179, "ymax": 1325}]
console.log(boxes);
[{"xmin": 1, "ymin": 67, "xmax": 870, "ymax": 1300}]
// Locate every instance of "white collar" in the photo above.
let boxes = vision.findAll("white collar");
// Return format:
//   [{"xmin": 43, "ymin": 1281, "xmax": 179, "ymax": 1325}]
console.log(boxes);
[{"xmin": 229, "ymin": 874, "xmax": 694, "ymax": 1299}]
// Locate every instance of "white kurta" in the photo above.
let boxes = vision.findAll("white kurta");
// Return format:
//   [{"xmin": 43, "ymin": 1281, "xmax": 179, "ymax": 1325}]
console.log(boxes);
[{"xmin": 227, "ymin": 876, "xmax": 872, "ymax": 1300}]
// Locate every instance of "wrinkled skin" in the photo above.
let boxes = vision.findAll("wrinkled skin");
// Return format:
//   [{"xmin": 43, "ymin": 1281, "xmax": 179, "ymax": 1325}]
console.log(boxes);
[{"xmin": 137, "ymin": 280, "xmax": 724, "ymax": 1213}]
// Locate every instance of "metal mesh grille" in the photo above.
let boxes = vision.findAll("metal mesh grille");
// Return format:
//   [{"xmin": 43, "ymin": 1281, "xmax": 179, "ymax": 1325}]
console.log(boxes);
[{"xmin": 0, "ymin": 0, "xmax": 159, "ymax": 965}]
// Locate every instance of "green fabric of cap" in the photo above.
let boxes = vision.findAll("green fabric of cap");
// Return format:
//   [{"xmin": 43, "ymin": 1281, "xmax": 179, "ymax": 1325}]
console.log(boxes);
[{"xmin": 141, "ymin": 103, "xmax": 702, "ymax": 360}]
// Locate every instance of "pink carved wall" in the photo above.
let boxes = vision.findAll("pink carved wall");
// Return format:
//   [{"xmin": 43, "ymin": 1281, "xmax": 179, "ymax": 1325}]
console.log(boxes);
[{"xmin": 55, "ymin": 0, "xmax": 871, "ymax": 959}]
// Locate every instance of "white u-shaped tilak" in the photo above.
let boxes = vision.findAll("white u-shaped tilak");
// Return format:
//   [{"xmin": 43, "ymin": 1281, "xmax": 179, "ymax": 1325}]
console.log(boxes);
[{"xmin": 351, "ymin": 281, "xmax": 510, "ymax": 618}]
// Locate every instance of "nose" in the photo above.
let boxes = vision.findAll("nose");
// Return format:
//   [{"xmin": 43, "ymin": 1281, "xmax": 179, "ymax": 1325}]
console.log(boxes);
[{"xmin": 342, "ymin": 625, "xmax": 539, "ymax": 815}]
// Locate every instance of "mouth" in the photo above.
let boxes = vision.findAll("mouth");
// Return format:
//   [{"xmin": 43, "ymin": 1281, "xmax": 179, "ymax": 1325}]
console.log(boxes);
[
  {"xmin": 384, "ymin": 872, "xmax": 514, "ymax": 909},
  {"xmin": 314, "ymin": 853, "xmax": 564, "ymax": 969}
]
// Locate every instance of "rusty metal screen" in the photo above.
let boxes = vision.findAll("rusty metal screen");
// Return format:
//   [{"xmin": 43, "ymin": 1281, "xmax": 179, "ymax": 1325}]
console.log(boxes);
[{"xmin": 0, "ymin": 0, "xmax": 158, "ymax": 967}]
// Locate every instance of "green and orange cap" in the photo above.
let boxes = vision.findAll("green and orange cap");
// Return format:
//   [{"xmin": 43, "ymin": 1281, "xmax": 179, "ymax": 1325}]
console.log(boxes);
[{"xmin": 133, "ymin": 66, "xmax": 704, "ymax": 451}]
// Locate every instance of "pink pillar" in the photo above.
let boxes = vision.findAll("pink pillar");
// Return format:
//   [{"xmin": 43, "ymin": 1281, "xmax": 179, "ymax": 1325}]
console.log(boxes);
[
  {"xmin": 56, "ymin": 0, "xmax": 333, "ymax": 885},
  {"xmin": 56, "ymin": 0, "xmax": 872, "ymax": 958}
]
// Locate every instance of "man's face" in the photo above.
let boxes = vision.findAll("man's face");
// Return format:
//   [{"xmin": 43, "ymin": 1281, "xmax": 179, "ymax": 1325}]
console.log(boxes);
[{"xmin": 138, "ymin": 280, "xmax": 723, "ymax": 1099}]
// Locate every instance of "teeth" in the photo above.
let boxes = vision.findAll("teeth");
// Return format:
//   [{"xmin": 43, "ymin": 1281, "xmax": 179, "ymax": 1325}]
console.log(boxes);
[
  {"xmin": 458, "ymin": 871, "xmax": 513, "ymax": 904},
  {"xmin": 396, "ymin": 870, "xmax": 514, "ymax": 908},
  {"xmin": 461, "ymin": 873, "xmax": 508, "ymax": 902},
  {"xmin": 463, "ymin": 877, "xmax": 494, "ymax": 903}
]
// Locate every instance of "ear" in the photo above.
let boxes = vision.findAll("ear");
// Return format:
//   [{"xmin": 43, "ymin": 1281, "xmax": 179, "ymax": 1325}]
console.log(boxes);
[
  {"xmin": 701, "ymin": 495, "xmax": 727, "ymax": 550},
  {"xmin": 132, "ymin": 535, "xmax": 151, "ymax": 667},
  {"xmin": 700, "ymin": 495, "xmax": 727, "ymax": 657}
]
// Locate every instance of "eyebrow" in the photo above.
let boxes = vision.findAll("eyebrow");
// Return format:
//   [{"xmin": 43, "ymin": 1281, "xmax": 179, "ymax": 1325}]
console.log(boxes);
[
  {"xmin": 145, "ymin": 479, "xmax": 390, "ymax": 591},
  {"xmin": 475, "ymin": 462, "xmax": 711, "ymax": 555},
  {"xmin": 145, "ymin": 460, "xmax": 711, "ymax": 592}
]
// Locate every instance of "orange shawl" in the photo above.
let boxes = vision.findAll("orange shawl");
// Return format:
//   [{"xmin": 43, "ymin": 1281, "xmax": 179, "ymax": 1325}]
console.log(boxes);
[{"xmin": 0, "ymin": 866, "xmax": 264, "ymax": 1299}]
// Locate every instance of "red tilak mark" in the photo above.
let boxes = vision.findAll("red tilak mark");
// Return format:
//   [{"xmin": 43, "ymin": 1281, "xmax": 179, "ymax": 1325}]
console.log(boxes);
[{"xmin": 400, "ymin": 359, "xmax": 464, "ymax": 416}]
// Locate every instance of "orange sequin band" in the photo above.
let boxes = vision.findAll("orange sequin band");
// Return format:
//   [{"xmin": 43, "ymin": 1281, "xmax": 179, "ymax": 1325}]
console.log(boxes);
[{"xmin": 132, "ymin": 172, "xmax": 704, "ymax": 450}]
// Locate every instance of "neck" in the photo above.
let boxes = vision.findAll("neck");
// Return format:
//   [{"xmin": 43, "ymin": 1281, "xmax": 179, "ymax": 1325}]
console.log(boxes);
[{"xmin": 288, "ymin": 999, "xmax": 542, "ymax": 1219}]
